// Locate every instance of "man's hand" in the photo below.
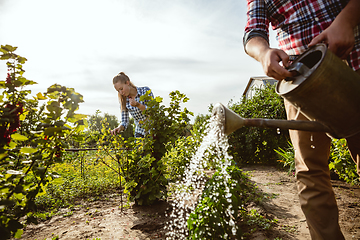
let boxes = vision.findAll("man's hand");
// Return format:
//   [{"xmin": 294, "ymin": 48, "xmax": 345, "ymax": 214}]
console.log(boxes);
[
  {"xmin": 259, "ymin": 48, "xmax": 294, "ymax": 80},
  {"xmin": 309, "ymin": 20, "xmax": 355, "ymax": 59},
  {"xmin": 309, "ymin": 0, "xmax": 360, "ymax": 59},
  {"xmin": 245, "ymin": 36, "xmax": 294, "ymax": 81},
  {"xmin": 110, "ymin": 125, "xmax": 125, "ymax": 135}
]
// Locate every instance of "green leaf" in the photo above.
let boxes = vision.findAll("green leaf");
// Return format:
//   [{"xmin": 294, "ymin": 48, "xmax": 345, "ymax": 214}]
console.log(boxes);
[
  {"xmin": 11, "ymin": 133, "xmax": 28, "ymax": 141},
  {"xmin": 2, "ymin": 44, "xmax": 17, "ymax": 52},
  {"xmin": 0, "ymin": 53, "xmax": 12, "ymax": 60},
  {"xmin": 0, "ymin": 153, "xmax": 7, "ymax": 160},
  {"xmin": 17, "ymin": 56, "xmax": 27, "ymax": 64},
  {"xmin": 155, "ymin": 96, "xmax": 163, "ymax": 102},
  {"xmin": 73, "ymin": 113, "xmax": 87, "ymax": 120},
  {"xmin": 20, "ymin": 147, "xmax": 37, "ymax": 154},
  {"xmin": 7, "ymin": 141, "xmax": 17, "ymax": 149},
  {"xmin": 44, "ymin": 127, "xmax": 62, "ymax": 135},
  {"xmin": 36, "ymin": 92, "xmax": 47, "ymax": 100}
]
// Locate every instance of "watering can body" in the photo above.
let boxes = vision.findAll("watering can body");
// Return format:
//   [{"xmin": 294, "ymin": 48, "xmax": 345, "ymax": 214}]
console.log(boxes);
[{"xmin": 276, "ymin": 43, "xmax": 360, "ymax": 139}]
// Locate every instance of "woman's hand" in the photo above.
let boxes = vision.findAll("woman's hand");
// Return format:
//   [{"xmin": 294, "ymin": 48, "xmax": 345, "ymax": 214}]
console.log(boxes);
[
  {"xmin": 111, "ymin": 125, "xmax": 125, "ymax": 135},
  {"xmin": 129, "ymin": 95, "xmax": 145, "ymax": 111},
  {"xmin": 128, "ymin": 96, "xmax": 139, "ymax": 108}
]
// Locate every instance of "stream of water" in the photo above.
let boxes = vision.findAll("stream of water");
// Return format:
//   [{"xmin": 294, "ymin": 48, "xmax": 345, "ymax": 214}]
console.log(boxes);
[{"xmin": 165, "ymin": 113, "xmax": 236, "ymax": 239}]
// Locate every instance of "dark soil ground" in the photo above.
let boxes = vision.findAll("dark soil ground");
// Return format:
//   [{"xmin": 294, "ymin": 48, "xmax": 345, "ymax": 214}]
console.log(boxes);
[{"xmin": 17, "ymin": 166, "xmax": 360, "ymax": 240}]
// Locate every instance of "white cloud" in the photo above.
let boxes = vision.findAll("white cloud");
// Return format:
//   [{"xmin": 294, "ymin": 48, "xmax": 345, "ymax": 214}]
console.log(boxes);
[{"xmin": 0, "ymin": 0, "xmax": 267, "ymax": 121}]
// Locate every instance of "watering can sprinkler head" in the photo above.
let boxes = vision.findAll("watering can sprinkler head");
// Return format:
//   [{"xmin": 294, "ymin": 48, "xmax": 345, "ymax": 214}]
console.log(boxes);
[{"xmin": 212, "ymin": 103, "xmax": 245, "ymax": 135}]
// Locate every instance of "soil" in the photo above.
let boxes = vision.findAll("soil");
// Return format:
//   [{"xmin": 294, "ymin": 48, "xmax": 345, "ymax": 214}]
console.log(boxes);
[{"xmin": 17, "ymin": 166, "xmax": 360, "ymax": 240}]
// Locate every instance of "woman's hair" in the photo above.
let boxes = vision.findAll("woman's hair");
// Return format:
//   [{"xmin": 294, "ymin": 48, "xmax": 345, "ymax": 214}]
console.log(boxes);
[{"xmin": 113, "ymin": 72, "xmax": 136, "ymax": 110}]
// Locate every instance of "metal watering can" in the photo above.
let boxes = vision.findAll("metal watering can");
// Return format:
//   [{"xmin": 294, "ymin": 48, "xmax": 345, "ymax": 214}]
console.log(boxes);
[{"xmin": 213, "ymin": 43, "xmax": 360, "ymax": 139}]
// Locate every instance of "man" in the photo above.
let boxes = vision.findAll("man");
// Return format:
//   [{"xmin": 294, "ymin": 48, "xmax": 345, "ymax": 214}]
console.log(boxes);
[{"xmin": 243, "ymin": 0, "xmax": 360, "ymax": 239}]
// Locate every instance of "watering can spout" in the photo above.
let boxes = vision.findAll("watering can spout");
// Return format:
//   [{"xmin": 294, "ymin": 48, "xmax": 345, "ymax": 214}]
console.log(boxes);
[
  {"xmin": 212, "ymin": 102, "xmax": 334, "ymax": 136},
  {"xmin": 212, "ymin": 103, "xmax": 245, "ymax": 135}
]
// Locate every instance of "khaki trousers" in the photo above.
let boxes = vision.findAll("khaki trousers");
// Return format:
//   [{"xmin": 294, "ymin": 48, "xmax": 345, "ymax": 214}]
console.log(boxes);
[
  {"xmin": 285, "ymin": 100, "xmax": 344, "ymax": 240},
  {"xmin": 284, "ymin": 64, "xmax": 360, "ymax": 240}
]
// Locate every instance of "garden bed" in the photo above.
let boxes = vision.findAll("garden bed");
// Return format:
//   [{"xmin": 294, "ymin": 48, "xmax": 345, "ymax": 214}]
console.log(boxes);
[{"xmin": 18, "ymin": 166, "xmax": 360, "ymax": 240}]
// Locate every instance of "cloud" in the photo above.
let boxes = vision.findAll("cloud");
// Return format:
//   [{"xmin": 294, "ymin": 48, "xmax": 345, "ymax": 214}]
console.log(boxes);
[{"xmin": 0, "ymin": 0, "xmax": 267, "ymax": 121}]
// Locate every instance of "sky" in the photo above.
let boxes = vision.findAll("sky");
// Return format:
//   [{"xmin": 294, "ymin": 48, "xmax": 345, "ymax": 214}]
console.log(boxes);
[{"xmin": 0, "ymin": 0, "xmax": 277, "ymax": 122}]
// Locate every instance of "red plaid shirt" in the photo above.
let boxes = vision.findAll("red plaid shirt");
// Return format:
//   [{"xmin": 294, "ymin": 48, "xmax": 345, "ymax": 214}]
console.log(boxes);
[{"xmin": 244, "ymin": 0, "xmax": 360, "ymax": 71}]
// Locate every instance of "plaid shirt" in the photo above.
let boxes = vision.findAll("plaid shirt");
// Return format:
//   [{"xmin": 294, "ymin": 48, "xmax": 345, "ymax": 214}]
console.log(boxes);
[
  {"xmin": 120, "ymin": 86, "xmax": 154, "ymax": 136},
  {"xmin": 244, "ymin": 0, "xmax": 360, "ymax": 71}
]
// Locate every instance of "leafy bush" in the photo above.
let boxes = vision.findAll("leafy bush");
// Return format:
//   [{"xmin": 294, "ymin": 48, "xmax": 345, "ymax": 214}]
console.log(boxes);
[
  {"xmin": 163, "ymin": 117, "xmax": 207, "ymax": 182},
  {"xmin": 0, "ymin": 45, "xmax": 86, "ymax": 239},
  {"xmin": 276, "ymin": 136, "xmax": 359, "ymax": 185},
  {"xmin": 329, "ymin": 139, "xmax": 359, "ymax": 185},
  {"xmin": 96, "ymin": 90, "xmax": 193, "ymax": 206},
  {"xmin": 227, "ymin": 85, "xmax": 290, "ymax": 166}
]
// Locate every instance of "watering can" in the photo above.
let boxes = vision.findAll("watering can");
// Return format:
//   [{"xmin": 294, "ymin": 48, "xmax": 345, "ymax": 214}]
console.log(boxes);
[{"xmin": 213, "ymin": 43, "xmax": 360, "ymax": 139}]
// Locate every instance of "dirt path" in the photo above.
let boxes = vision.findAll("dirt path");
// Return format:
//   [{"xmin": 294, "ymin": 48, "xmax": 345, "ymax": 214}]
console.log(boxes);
[
  {"xmin": 18, "ymin": 166, "xmax": 360, "ymax": 240},
  {"xmin": 243, "ymin": 165, "xmax": 360, "ymax": 240}
]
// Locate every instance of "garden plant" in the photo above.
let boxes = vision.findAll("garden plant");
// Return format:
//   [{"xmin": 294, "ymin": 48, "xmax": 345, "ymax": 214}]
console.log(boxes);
[{"xmin": 0, "ymin": 45, "xmax": 86, "ymax": 238}]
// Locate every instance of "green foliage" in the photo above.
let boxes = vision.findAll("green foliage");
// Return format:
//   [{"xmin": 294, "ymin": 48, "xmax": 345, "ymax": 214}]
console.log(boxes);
[
  {"xmin": 0, "ymin": 45, "xmax": 86, "ymax": 239},
  {"xmin": 329, "ymin": 139, "xmax": 359, "ymax": 185},
  {"xmin": 126, "ymin": 91, "xmax": 192, "ymax": 205},
  {"xmin": 87, "ymin": 110, "xmax": 119, "ymax": 133},
  {"xmin": 275, "ymin": 141, "xmax": 296, "ymax": 176},
  {"xmin": 163, "ymin": 118, "xmax": 206, "ymax": 181},
  {"xmin": 32, "ymin": 151, "xmax": 120, "ymax": 211},
  {"xmin": 187, "ymin": 165, "xmax": 276, "ymax": 239},
  {"xmin": 276, "ymin": 138, "xmax": 359, "ymax": 185},
  {"xmin": 142, "ymin": 90, "xmax": 193, "ymax": 161},
  {"xmin": 85, "ymin": 110, "xmax": 129, "ymax": 147},
  {"xmin": 96, "ymin": 90, "xmax": 193, "ymax": 206},
  {"xmin": 227, "ymin": 85, "xmax": 290, "ymax": 166}
]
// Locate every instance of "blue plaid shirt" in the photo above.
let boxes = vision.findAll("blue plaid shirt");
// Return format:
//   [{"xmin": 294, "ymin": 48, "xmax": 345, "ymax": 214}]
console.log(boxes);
[{"xmin": 120, "ymin": 86, "xmax": 154, "ymax": 136}]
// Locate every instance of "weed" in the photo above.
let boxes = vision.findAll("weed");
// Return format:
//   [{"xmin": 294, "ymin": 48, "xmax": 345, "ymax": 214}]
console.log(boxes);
[{"xmin": 280, "ymin": 224, "xmax": 299, "ymax": 234}]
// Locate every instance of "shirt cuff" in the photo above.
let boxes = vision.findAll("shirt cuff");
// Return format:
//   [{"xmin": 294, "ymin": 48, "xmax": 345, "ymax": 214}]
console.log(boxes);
[{"xmin": 243, "ymin": 30, "xmax": 269, "ymax": 48}]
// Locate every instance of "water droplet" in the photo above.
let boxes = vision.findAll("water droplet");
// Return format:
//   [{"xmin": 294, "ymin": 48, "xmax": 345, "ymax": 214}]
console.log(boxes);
[
  {"xmin": 311, "ymin": 145, "xmax": 315, "ymax": 149},
  {"xmin": 310, "ymin": 134, "xmax": 314, "ymax": 142},
  {"xmin": 294, "ymin": 107, "xmax": 301, "ymax": 120},
  {"xmin": 165, "ymin": 115, "xmax": 238, "ymax": 239},
  {"xmin": 277, "ymin": 128, "xmax": 281, "ymax": 135}
]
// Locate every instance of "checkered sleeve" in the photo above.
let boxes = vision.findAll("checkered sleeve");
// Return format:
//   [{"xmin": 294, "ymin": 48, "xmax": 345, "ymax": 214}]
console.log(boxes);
[
  {"xmin": 243, "ymin": 0, "xmax": 270, "ymax": 47},
  {"xmin": 120, "ymin": 109, "xmax": 129, "ymax": 129}
]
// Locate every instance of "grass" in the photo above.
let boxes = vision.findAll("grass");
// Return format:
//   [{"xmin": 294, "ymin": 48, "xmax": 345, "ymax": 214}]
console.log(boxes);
[{"xmin": 31, "ymin": 151, "xmax": 122, "ymax": 215}]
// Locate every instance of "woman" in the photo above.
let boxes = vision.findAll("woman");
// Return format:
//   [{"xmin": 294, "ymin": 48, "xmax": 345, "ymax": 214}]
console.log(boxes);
[{"xmin": 110, "ymin": 72, "xmax": 154, "ymax": 138}]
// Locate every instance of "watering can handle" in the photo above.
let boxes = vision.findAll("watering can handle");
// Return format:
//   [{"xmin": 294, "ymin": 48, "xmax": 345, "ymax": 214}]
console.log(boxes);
[{"xmin": 285, "ymin": 62, "xmax": 310, "ymax": 81}]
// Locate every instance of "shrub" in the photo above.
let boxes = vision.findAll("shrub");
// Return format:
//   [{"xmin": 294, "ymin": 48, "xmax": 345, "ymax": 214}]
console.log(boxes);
[
  {"xmin": 329, "ymin": 139, "xmax": 359, "ymax": 185},
  {"xmin": 227, "ymin": 85, "xmax": 290, "ymax": 166},
  {"xmin": 163, "ymin": 117, "xmax": 207, "ymax": 182},
  {"xmin": 276, "ymin": 134, "xmax": 359, "ymax": 185},
  {"xmin": 97, "ymin": 90, "xmax": 193, "ymax": 206},
  {"xmin": 187, "ymin": 165, "xmax": 276, "ymax": 239},
  {"xmin": 0, "ymin": 45, "xmax": 86, "ymax": 239}
]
